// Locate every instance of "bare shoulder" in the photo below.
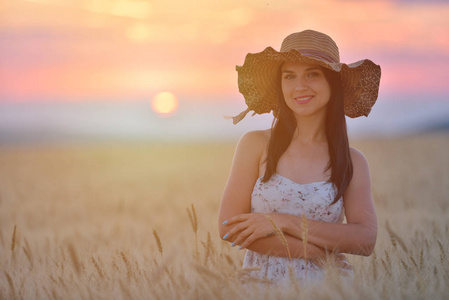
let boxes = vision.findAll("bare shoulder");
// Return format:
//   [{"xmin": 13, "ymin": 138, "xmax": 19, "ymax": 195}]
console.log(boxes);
[
  {"xmin": 237, "ymin": 129, "xmax": 270, "ymax": 154},
  {"xmin": 231, "ymin": 129, "xmax": 271, "ymax": 173},
  {"xmin": 349, "ymin": 147, "xmax": 371, "ymax": 184},
  {"xmin": 239, "ymin": 129, "xmax": 270, "ymax": 143},
  {"xmin": 349, "ymin": 147, "xmax": 369, "ymax": 169}
]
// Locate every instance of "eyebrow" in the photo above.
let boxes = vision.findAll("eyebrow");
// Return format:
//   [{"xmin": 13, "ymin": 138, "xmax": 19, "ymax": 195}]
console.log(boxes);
[{"xmin": 282, "ymin": 67, "xmax": 321, "ymax": 73}]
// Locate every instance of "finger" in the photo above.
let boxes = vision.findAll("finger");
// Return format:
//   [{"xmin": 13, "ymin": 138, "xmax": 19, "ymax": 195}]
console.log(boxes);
[
  {"xmin": 327, "ymin": 254, "xmax": 352, "ymax": 270},
  {"xmin": 223, "ymin": 214, "xmax": 250, "ymax": 226},
  {"xmin": 232, "ymin": 228, "xmax": 253, "ymax": 249},
  {"xmin": 336, "ymin": 260, "xmax": 353, "ymax": 270},
  {"xmin": 310, "ymin": 258, "xmax": 326, "ymax": 269},
  {"xmin": 239, "ymin": 232, "xmax": 260, "ymax": 249},
  {"xmin": 222, "ymin": 222, "xmax": 248, "ymax": 240},
  {"xmin": 334, "ymin": 253, "xmax": 346, "ymax": 260}
]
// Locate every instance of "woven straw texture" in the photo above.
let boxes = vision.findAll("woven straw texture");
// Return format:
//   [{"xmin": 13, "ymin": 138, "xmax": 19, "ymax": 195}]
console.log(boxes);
[{"xmin": 235, "ymin": 30, "xmax": 381, "ymax": 122}]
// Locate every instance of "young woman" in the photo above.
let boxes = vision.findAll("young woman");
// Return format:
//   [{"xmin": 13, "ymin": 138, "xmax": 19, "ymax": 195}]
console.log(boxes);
[{"xmin": 218, "ymin": 30, "xmax": 381, "ymax": 284}]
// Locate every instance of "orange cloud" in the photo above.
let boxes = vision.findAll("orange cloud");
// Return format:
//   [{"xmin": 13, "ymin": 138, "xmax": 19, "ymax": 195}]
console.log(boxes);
[{"xmin": 1, "ymin": 0, "xmax": 448, "ymax": 101}]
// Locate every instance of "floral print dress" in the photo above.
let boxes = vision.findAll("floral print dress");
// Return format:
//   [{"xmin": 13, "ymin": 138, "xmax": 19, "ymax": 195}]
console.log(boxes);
[{"xmin": 242, "ymin": 174, "xmax": 347, "ymax": 284}]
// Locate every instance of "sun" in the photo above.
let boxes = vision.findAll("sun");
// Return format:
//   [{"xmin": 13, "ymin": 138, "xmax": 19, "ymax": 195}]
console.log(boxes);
[{"xmin": 151, "ymin": 92, "xmax": 179, "ymax": 116}]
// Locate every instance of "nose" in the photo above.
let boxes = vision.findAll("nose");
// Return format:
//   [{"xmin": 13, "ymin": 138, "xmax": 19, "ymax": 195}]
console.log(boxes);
[{"xmin": 294, "ymin": 77, "xmax": 308, "ymax": 91}]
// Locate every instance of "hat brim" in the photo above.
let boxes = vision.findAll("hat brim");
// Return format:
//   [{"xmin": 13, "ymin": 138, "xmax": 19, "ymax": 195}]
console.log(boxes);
[{"xmin": 236, "ymin": 47, "xmax": 381, "ymax": 118}]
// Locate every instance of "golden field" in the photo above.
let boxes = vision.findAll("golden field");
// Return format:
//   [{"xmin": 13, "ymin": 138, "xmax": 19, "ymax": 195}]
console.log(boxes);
[{"xmin": 0, "ymin": 133, "xmax": 448, "ymax": 299}]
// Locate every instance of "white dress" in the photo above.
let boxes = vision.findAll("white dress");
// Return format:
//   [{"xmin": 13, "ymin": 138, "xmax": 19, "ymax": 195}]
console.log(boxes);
[{"xmin": 242, "ymin": 174, "xmax": 349, "ymax": 284}]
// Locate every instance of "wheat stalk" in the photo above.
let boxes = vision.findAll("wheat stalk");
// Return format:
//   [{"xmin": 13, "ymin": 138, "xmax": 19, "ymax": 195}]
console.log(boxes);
[
  {"xmin": 264, "ymin": 215, "xmax": 289, "ymax": 254},
  {"xmin": 91, "ymin": 257, "xmax": 104, "ymax": 279},
  {"xmin": 11, "ymin": 225, "xmax": 16, "ymax": 252},
  {"xmin": 302, "ymin": 212, "xmax": 308, "ymax": 281},
  {"xmin": 437, "ymin": 240, "xmax": 446, "ymax": 264},
  {"xmin": 224, "ymin": 254, "xmax": 234, "ymax": 266},
  {"xmin": 385, "ymin": 249, "xmax": 391, "ymax": 267},
  {"xmin": 239, "ymin": 267, "xmax": 262, "ymax": 274},
  {"xmin": 164, "ymin": 266, "xmax": 176, "ymax": 287},
  {"xmin": 186, "ymin": 204, "xmax": 198, "ymax": 232},
  {"xmin": 23, "ymin": 238, "xmax": 33, "ymax": 268},
  {"xmin": 193, "ymin": 263, "xmax": 222, "ymax": 282},
  {"xmin": 50, "ymin": 275, "xmax": 58, "ymax": 285},
  {"xmin": 135, "ymin": 261, "xmax": 143, "ymax": 277},
  {"xmin": 264, "ymin": 214, "xmax": 295, "ymax": 281},
  {"xmin": 67, "ymin": 244, "xmax": 81, "ymax": 276},
  {"xmin": 10, "ymin": 225, "xmax": 17, "ymax": 266},
  {"xmin": 153, "ymin": 228, "xmax": 163, "ymax": 259},
  {"xmin": 385, "ymin": 221, "xmax": 408, "ymax": 252},
  {"xmin": 120, "ymin": 251, "xmax": 132, "ymax": 280},
  {"xmin": 380, "ymin": 258, "xmax": 391, "ymax": 277},
  {"xmin": 60, "ymin": 246, "xmax": 67, "ymax": 263},
  {"xmin": 419, "ymin": 249, "xmax": 424, "ymax": 270},
  {"xmin": 187, "ymin": 204, "xmax": 199, "ymax": 261},
  {"xmin": 400, "ymin": 259, "xmax": 409, "ymax": 272},
  {"xmin": 177, "ymin": 269, "xmax": 190, "ymax": 289},
  {"xmin": 4, "ymin": 271, "xmax": 16, "ymax": 299},
  {"xmin": 203, "ymin": 231, "xmax": 212, "ymax": 265},
  {"xmin": 119, "ymin": 279, "xmax": 132, "ymax": 299},
  {"xmin": 409, "ymin": 255, "xmax": 419, "ymax": 271}
]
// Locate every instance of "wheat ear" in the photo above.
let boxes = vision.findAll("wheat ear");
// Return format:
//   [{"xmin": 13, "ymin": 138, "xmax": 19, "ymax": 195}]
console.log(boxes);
[
  {"xmin": 67, "ymin": 244, "xmax": 81, "ymax": 275},
  {"xmin": 91, "ymin": 257, "xmax": 104, "ymax": 279},
  {"xmin": 264, "ymin": 215, "xmax": 294, "ymax": 268},
  {"xmin": 10, "ymin": 225, "xmax": 17, "ymax": 267},
  {"xmin": 302, "ymin": 212, "xmax": 308, "ymax": 280},
  {"xmin": 4, "ymin": 271, "xmax": 16, "ymax": 299},
  {"xmin": 187, "ymin": 204, "xmax": 199, "ymax": 261},
  {"xmin": 203, "ymin": 231, "xmax": 212, "ymax": 265},
  {"xmin": 385, "ymin": 221, "xmax": 408, "ymax": 252},
  {"xmin": 120, "ymin": 251, "xmax": 132, "ymax": 280},
  {"xmin": 153, "ymin": 228, "xmax": 163, "ymax": 259}
]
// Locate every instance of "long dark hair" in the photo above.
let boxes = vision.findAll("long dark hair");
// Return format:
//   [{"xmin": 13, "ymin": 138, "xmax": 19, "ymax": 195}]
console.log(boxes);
[{"xmin": 262, "ymin": 65, "xmax": 353, "ymax": 204}]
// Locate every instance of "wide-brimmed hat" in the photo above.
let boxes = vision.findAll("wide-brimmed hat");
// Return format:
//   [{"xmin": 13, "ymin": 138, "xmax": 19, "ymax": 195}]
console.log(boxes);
[{"xmin": 230, "ymin": 29, "xmax": 381, "ymax": 124}]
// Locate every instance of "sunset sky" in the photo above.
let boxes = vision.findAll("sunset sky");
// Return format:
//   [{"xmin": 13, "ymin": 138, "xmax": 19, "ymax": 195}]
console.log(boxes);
[{"xmin": 1, "ymin": 0, "xmax": 448, "ymax": 104}]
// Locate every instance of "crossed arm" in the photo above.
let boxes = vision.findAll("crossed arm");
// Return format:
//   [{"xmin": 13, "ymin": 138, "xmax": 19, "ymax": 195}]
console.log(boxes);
[
  {"xmin": 221, "ymin": 213, "xmax": 329, "ymax": 260},
  {"xmin": 218, "ymin": 131, "xmax": 377, "ymax": 260}
]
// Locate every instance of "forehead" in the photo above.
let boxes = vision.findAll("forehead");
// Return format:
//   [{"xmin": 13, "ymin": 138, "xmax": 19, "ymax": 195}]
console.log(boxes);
[{"xmin": 281, "ymin": 61, "xmax": 321, "ymax": 71}]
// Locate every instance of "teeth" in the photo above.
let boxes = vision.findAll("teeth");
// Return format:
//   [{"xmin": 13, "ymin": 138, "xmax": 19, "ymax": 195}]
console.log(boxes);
[{"xmin": 296, "ymin": 96, "xmax": 312, "ymax": 101}]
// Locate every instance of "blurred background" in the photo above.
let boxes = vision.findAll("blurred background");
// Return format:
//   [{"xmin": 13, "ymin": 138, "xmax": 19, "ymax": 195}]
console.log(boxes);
[{"xmin": 1, "ymin": 0, "xmax": 449, "ymax": 145}]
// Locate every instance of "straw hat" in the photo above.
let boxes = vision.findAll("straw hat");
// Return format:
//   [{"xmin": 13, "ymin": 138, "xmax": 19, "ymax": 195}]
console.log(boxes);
[{"xmin": 231, "ymin": 30, "xmax": 381, "ymax": 124}]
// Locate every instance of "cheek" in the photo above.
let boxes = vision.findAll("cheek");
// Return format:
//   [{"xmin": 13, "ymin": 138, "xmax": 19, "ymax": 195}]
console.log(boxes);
[
  {"xmin": 281, "ymin": 81, "xmax": 292, "ymax": 98},
  {"xmin": 323, "ymin": 82, "xmax": 332, "ymax": 102},
  {"xmin": 325, "ymin": 89, "xmax": 331, "ymax": 101}
]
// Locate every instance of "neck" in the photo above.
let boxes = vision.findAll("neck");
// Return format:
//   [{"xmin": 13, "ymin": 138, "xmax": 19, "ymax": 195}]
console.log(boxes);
[{"xmin": 292, "ymin": 113, "xmax": 327, "ymax": 144}]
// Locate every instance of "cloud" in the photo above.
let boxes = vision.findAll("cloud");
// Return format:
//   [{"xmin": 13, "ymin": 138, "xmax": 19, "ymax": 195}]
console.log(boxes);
[{"xmin": 1, "ymin": 0, "xmax": 448, "ymax": 100}]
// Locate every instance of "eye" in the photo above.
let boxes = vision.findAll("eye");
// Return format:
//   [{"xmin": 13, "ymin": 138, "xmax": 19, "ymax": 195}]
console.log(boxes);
[
  {"xmin": 306, "ymin": 72, "xmax": 320, "ymax": 78},
  {"xmin": 283, "ymin": 74, "xmax": 295, "ymax": 80}
]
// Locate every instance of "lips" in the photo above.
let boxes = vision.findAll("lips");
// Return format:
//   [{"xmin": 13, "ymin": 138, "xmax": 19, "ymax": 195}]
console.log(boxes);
[{"xmin": 294, "ymin": 96, "xmax": 313, "ymax": 104}]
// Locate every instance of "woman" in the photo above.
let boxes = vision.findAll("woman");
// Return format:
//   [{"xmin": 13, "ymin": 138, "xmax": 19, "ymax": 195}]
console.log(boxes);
[{"xmin": 218, "ymin": 30, "xmax": 380, "ymax": 284}]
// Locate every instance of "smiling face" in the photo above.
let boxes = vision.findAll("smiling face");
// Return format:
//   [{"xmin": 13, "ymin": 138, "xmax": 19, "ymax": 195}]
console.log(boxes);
[{"xmin": 281, "ymin": 61, "xmax": 332, "ymax": 120}]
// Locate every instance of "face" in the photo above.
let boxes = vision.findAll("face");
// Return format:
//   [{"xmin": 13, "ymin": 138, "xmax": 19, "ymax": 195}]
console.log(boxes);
[{"xmin": 281, "ymin": 61, "xmax": 331, "ymax": 119}]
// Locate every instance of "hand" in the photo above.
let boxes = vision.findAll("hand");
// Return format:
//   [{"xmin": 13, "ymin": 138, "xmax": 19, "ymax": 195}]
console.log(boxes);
[{"xmin": 222, "ymin": 213, "xmax": 278, "ymax": 249}]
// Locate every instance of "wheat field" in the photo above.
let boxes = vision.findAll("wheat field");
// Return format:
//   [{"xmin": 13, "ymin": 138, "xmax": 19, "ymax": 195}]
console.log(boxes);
[{"xmin": 0, "ymin": 133, "xmax": 448, "ymax": 299}]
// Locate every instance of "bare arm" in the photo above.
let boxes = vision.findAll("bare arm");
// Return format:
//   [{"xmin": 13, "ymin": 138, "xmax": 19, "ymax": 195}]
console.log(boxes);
[
  {"xmin": 218, "ymin": 131, "xmax": 328, "ymax": 259},
  {"xmin": 218, "ymin": 131, "xmax": 262, "ymax": 230},
  {"xmin": 224, "ymin": 148, "xmax": 377, "ymax": 256},
  {"xmin": 278, "ymin": 148, "xmax": 378, "ymax": 256},
  {"xmin": 241, "ymin": 234, "xmax": 327, "ymax": 259}
]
